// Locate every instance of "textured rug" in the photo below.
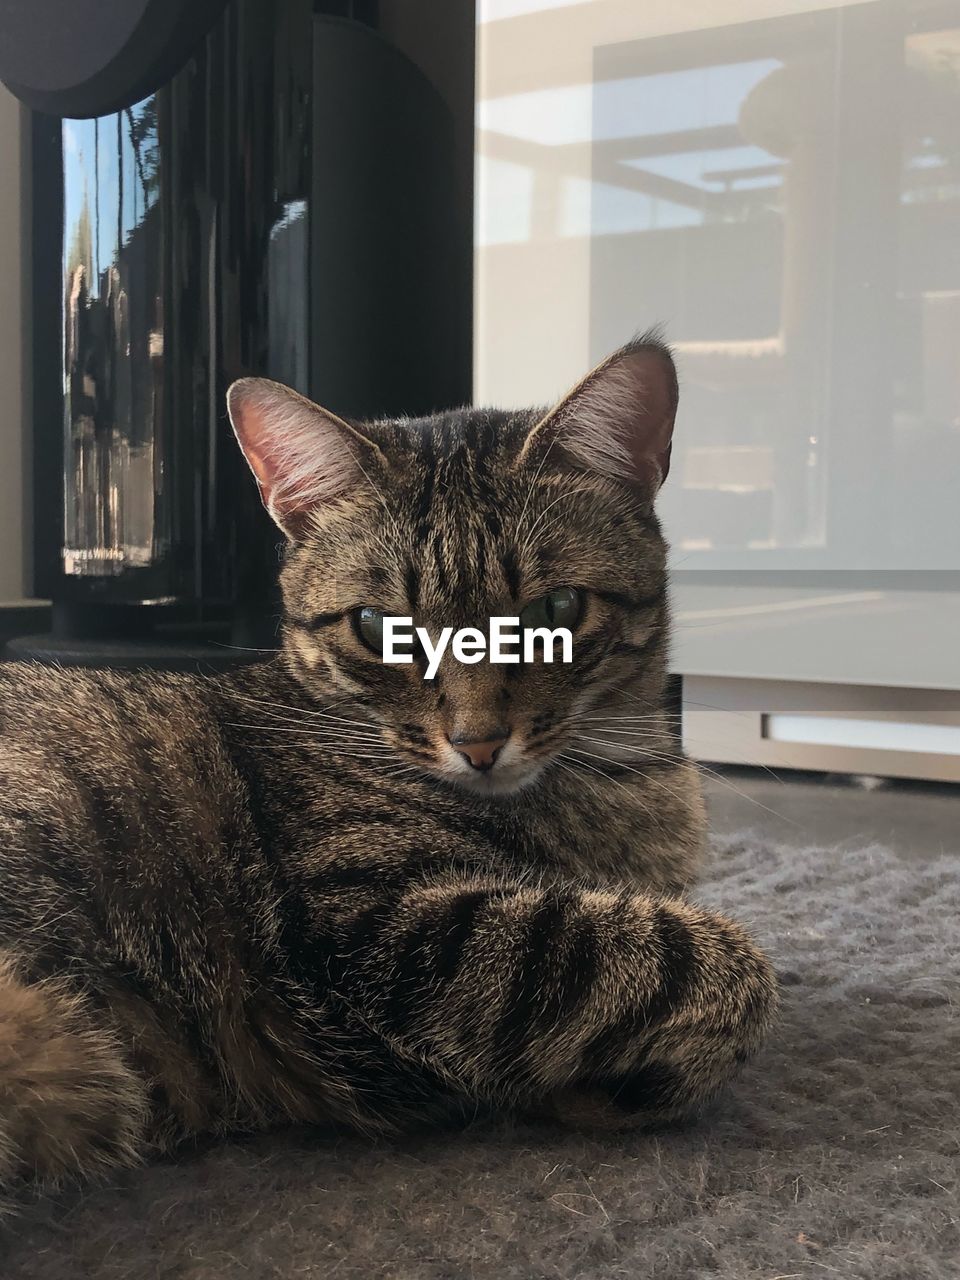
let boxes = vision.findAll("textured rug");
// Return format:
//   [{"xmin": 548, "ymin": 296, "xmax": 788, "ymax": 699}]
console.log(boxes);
[{"xmin": 2, "ymin": 836, "xmax": 958, "ymax": 1279}]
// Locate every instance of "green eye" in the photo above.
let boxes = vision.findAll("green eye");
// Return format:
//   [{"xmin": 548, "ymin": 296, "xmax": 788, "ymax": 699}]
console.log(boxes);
[
  {"xmin": 519, "ymin": 587, "xmax": 584, "ymax": 632},
  {"xmin": 354, "ymin": 606, "xmax": 386, "ymax": 654}
]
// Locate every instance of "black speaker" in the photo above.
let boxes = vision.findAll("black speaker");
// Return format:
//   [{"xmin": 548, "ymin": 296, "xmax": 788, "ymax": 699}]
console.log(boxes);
[
  {"xmin": 2, "ymin": 0, "xmax": 473, "ymax": 669},
  {"xmin": 310, "ymin": 17, "xmax": 464, "ymax": 420},
  {"xmin": 0, "ymin": 0, "xmax": 230, "ymax": 118}
]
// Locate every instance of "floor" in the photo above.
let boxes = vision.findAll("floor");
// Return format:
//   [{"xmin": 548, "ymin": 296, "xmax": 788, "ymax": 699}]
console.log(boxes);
[
  {"xmin": 6, "ymin": 769, "xmax": 958, "ymax": 1279},
  {"xmin": 703, "ymin": 764, "xmax": 960, "ymax": 863}
]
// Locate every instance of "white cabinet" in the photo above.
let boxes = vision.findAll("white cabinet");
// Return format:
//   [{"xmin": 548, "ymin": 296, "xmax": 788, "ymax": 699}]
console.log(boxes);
[{"xmin": 476, "ymin": 0, "xmax": 960, "ymax": 772}]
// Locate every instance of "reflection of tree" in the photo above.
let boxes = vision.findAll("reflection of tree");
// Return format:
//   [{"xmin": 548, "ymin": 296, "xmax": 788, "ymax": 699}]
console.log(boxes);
[
  {"xmin": 125, "ymin": 97, "xmax": 160, "ymax": 208},
  {"xmin": 65, "ymin": 186, "xmax": 93, "ymax": 281}
]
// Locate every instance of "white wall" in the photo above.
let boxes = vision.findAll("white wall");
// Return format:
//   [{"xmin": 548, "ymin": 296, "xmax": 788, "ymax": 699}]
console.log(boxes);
[{"xmin": 0, "ymin": 85, "xmax": 29, "ymax": 602}]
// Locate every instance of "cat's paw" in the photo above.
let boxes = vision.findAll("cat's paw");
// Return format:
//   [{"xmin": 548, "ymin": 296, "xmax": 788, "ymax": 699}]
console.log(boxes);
[{"xmin": 0, "ymin": 958, "xmax": 150, "ymax": 1185}]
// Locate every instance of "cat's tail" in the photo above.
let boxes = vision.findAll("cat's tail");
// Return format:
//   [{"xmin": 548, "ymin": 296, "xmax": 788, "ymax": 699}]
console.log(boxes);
[{"xmin": 0, "ymin": 952, "xmax": 150, "ymax": 1192}]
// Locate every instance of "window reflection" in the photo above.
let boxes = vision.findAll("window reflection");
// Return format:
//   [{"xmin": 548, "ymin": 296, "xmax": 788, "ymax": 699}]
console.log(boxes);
[
  {"xmin": 476, "ymin": 1, "xmax": 960, "ymax": 570},
  {"xmin": 62, "ymin": 99, "xmax": 162, "ymax": 577},
  {"xmin": 479, "ymin": 0, "xmax": 586, "ymax": 23},
  {"xmin": 268, "ymin": 199, "xmax": 309, "ymax": 393}
]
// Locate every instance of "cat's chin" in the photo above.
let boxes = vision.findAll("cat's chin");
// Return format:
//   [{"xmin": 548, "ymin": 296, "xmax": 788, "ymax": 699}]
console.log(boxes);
[{"xmin": 441, "ymin": 761, "xmax": 546, "ymax": 799}]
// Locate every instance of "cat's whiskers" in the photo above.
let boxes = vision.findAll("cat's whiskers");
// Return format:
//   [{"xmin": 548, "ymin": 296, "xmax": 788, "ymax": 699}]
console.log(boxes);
[
  {"xmin": 571, "ymin": 677, "xmax": 676, "ymax": 721},
  {"xmin": 556, "ymin": 748, "xmax": 631, "ymax": 795},
  {"xmin": 225, "ymin": 722, "xmax": 387, "ymax": 749},
  {"xmin": 572, "ymin": 738, "xmax": 687, "ymax": 789},
  {"xmin": 517, "ymin": 486, "xmax": 596, "ymax": 564},
  {"xmin": 231, "ymin": 688, "xmax": 367, "ymax": 719},
  {"xmin": 227, "ymin": 704, "xmax": 385, "ymax": 737},
  {"xmin": 555, "ymin": 749, "xmax": 658, "ymax": 820},
  {"xmin": 516, "ymin": 508, "xmax": 573, "ymax": 556},
  {"xmin": 230, "ymin": 688, "xmax": 360, "ymax": 715},
  {"xmin": 565, "ymin": 713, "xmax": 682, "ymax": 750},
  {"xmin": 230, "ymin": 691, "xmax": 382, "ymax": 733},
  {"xmin": 378, "ymin": 763, "xmax": 428, "ymax": 783},
  {"xmin": 229, "ymin": 705, "xmax": 385, "ymax": 739},
  {"xmin": 597, "ymin": 686, "xmax": 766, "ymax": 762},
  {"xmin": 513, "ymin": 437, "xmax": 557, "ymax": 543},
  {"xmin": 225, "ymin": 720, "xmax": 443, "ymax": 778},
  {"xmin": 549, "ymin": 755, "xmax": 608, "ymax": 809},
  {"xmin": 573, "ymin": 728, "xmax": 678, "ymax": 744},
  {"xmin": 351, "ymin": 453, "xmax": 405, "ymax": 547},
  {"xmin": 575, "ymin": 711, "xmax": 683, "ymax": 723},
  {"xmin": 568, "ymin": 735, "xmax": 797, "ymax": 826},
  {"xmin": 597, "ymin": 684, "xmax": 686, "ymax": 719},
  {"xmin": 573, "ymin": 718, "xmax": 681, "ymax": 730},
  {"xmin": 303, "ymin": 748, "xmax": 392, "ymax": 762},
  {"xmin": 565, "ymin": 744, "xmax": 692, "ymax": 810},
  {"xmin": 568, "ymin": 739, "xmax": 678, "ymax": 772},
  {"xmin": 570, "ymin": 732, "xmax": 670, "ymax": 747},
  {"xmin": 209, "ymin": 643, "xmax": 286, "ymax": 657}
]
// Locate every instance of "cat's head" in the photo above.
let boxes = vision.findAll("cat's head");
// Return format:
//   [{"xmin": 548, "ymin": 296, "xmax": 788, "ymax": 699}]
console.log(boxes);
[{"xmin": 227, "ymin": 334, "xmax": 677, "ymax": 797}]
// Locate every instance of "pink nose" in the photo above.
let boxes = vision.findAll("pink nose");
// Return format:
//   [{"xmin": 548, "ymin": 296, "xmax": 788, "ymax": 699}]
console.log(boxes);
[{"xmin": 448, "ymin": 730, "xmax": 508, "ymax": 772}]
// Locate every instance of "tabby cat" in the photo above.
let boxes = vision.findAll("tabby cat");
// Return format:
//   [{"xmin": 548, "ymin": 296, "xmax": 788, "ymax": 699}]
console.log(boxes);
[{"xmin": 0, "ymin": 334, "xmax": 776, "ymax": 1190}]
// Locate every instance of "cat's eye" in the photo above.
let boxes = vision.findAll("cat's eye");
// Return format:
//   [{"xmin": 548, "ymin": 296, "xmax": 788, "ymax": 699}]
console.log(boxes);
[
  {"xmin": 519, "ymin": 587, "xmax": 584, "ymax": 632},
  {"xmin": 354, "ymin": 606, "xmax": 386, "ymax": 654}
]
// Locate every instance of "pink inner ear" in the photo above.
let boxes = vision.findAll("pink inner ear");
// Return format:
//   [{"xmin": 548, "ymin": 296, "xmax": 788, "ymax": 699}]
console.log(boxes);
[
  {"xmin": 227, "ymin": 381, "xmax": 295, "ymax": 524},
  {"xmin": 551, "ymin": 340, "xmax": 679, "ymax": 493},
  {"xmin": 620, "ymin": 350, "xmax": 677, "ymax": 488},
  {"xmin": 226, "ymin": 377, "xmax": 364, "ymax": 540}
]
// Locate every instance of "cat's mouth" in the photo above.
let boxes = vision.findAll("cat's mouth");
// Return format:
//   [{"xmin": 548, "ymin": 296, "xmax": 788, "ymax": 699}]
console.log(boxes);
[
  {"xmin": 444, "ymin": 757, "xmax": 546, "ymax": 797},
  {"xmin": 409, "ymin": 735, "xmax": 547, "ymax": 797}
]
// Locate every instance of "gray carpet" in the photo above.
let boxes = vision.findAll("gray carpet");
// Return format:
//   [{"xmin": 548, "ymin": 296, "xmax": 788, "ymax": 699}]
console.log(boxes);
[{"xmin": 3, "ymin": 835, "xmax": 958, "ymax": 1279}]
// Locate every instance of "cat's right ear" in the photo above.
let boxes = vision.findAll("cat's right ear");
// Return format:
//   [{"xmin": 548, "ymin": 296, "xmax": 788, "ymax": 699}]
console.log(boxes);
[{"xmin": 226, "ymin": 378, "xmax": 384, "ymax": 540}]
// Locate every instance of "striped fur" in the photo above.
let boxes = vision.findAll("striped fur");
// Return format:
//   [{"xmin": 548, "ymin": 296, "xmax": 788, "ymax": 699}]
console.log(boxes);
[{"xmin": 0, "ymin": 337, "xmax": 776, "ymax": 1191}]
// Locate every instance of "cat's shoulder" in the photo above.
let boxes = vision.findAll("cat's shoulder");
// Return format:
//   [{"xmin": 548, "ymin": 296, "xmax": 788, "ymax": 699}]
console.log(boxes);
[
  {"xmin": 0, "ymin": 660, "xmax": 214, "ymax": 738},
  {"xmin": 0, "ymin": 658, "xmax": 196, "ymax": 699}
]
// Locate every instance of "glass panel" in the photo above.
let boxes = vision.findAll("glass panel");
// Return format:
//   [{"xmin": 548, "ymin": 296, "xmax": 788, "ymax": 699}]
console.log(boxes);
[
  {"xmin": 475, "ymin": 0, "xmax": 960, "ymax": 572},
  {"xmin": 62, "ymin": 100, "xmax": 163, "ymax": 578}
]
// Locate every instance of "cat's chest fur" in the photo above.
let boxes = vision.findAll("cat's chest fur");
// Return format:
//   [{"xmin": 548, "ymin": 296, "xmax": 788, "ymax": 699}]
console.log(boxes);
[
  {"xmin": 228, "ymin": 693, "xmax": 705, "ymax": 898},
  {"xmin": 0, "ymin": 658, "xmax": 704, "ymax": 974}
]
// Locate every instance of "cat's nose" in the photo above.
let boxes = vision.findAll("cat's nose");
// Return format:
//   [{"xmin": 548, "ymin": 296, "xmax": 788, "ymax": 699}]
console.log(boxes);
[{"xmin": 447, "ymin": 728, "xmax": 509, "ymax": 772}]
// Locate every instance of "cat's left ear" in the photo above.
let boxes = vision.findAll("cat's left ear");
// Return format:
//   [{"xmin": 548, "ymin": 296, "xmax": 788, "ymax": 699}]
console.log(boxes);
[{"xmin": 517, "ymin": 333, "xmax": 678, "ymax": 497}]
